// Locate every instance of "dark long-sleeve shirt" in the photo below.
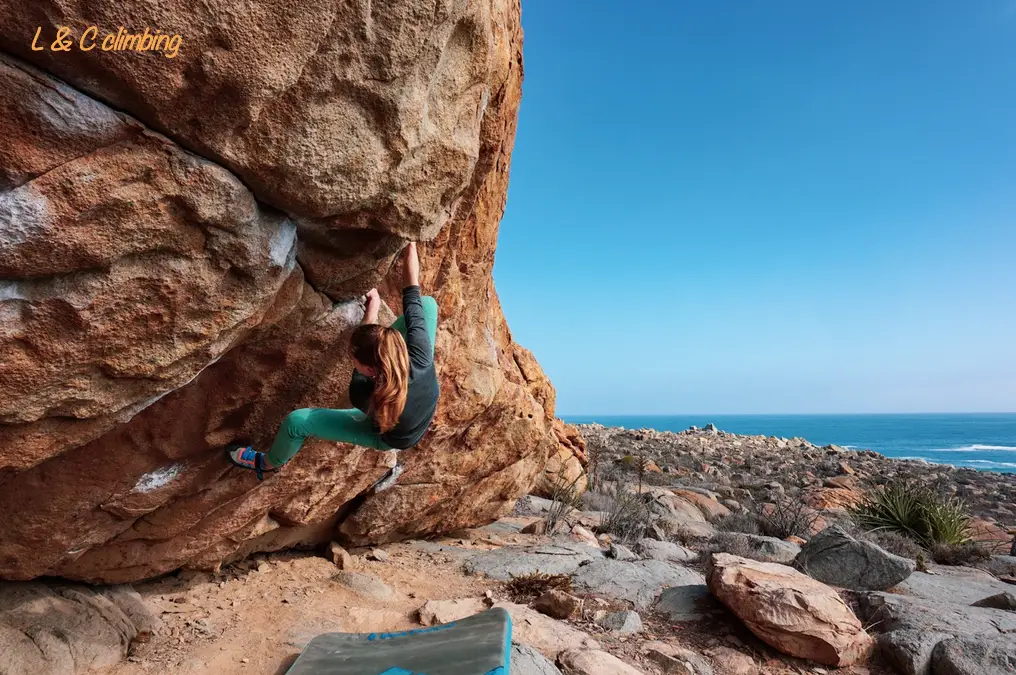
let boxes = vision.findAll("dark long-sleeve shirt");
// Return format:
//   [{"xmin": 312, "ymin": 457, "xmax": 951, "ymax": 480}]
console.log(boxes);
[{"xmin": 348, "ymin": 286, "xmax": 439, "ymax": 449}]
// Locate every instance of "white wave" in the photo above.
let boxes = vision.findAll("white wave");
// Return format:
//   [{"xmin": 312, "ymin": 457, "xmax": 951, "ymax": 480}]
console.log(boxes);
[
  {"xmin": 924, "ymin": 444, "xmax": 1016, "ymax": 453},
  {"xmin": 963, "ymin": 459, "xmax": 1016, "ymax": 468}
]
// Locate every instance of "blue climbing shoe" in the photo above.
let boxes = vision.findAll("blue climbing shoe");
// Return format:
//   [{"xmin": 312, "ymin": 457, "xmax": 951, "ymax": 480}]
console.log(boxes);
[{"xmin": 226, "ymin": 445, "xmax": 275, "ymax": 481}]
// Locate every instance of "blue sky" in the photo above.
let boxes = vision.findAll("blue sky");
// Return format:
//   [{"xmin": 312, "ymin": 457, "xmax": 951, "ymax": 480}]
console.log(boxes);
[{"xmin": 493, "ymin": 1, "xmax": 1016, "ymax": 415}]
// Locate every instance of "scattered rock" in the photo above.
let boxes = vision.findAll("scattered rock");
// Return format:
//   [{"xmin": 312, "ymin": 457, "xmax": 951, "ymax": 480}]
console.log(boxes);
[
  {"xmin": 671, "ymin": 489, "xmax": 731, "ymax": 520},
  {"xmin": 654, "ymin": 585, "xmax": 715, "ymax": 622},
  {"xmin": 718, "ymin": 533, "xmax": 801, "ymax": 564},
  {"xmin": 522, "ymin": 520, "xmax": 559, "ymax": 536},
  {"xmin": 571, "ymin": 560, "xmax": 705, "ymax": 609},
  {"xmin": 705, "ymin": 646, "xmax": 757, "ymax": 675},
  {"xmin": 513, "ymin": 496, "xmax": 559, "ymax": 517},
  {"xmin": 608, "ymin": 544, "xmax": 637, "ymax": 562},
  {"xmin": 896, "ymin": 566, "xmax": 1015, "ymax": 606},
  {"xmin": 464, "ymin": 543, "xmax": 603, "ymax": 580},
  {"xmin": 794, "ymin": 526, "xmax": 915, "ymax": 590},
  {"xmin": 512, "ymin": 643, "xmax": 564, "ymax": 675},
  {"xmin": 876, "ymin": 629, "xmax": 950, "ymax": 675},
  {"xmin": 570, "ymin": 525, "xmax": 601, "ymax": 548},
  {"xmin": 368, "ymin": 549, "xmax": 390, "ymax": 563},
  {"xmin": 636, "ymin": 539, "xmax": 698, "ymax": 563},
  {"xmin": 932, "ymin": 634, "xmax": 1016, "ymax": 675},
  {"xmin": 644, "ymin": 644, "xmax": 714, "ymax": 675},
  {"xmin": 417, "ymin": 598, "xmax": 487, "ymax": 626},
  {"xmin": 597, "ymin": 611, "xmax": 643, "ymax": 635},
  {"xmin": 559, "ymin": 649, "xmax": 646, "ymax": 675},
  {"xmin": 971, "ymin": 592, "xmax": 1016, "ymax": 611},
  {"xmin": 532, "ymin": 590, "xmax": 583, "ymax": 620},
  {"xmin": 331, "ymin": 572, "xmax": 395, "ymax": 601},
  {"xmin": 494, "ymin": 603, "xmax": 599, "ymax": 659},
  {"xmin": 327, "ymin": 542, "xmax": 354, "ymax": 570},
  {"xmin": 707, "ymin": 553, "xmax": 875, "ymax": 667}
]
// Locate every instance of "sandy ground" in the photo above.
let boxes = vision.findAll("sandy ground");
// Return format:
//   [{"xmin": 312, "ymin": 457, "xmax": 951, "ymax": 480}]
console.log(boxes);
[
  {"xmin": 99, "ymin": 540, "xmax": 498, "ymax": 675},
  {"xmin": 98, "ymin": 519, "xmax": 894, "ymax": 675}
]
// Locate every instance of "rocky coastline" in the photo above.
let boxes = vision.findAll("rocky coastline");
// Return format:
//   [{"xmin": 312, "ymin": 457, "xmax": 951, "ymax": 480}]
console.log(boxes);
[{"xmin": 577, "ymin": 423, "xmax": 1016, "ymax": 542}]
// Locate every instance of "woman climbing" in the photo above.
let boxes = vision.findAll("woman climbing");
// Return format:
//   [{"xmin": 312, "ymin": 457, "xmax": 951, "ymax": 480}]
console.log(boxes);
[{"xmin": 227, "ymin": 242, "xmax": 439, "ymax": 491}]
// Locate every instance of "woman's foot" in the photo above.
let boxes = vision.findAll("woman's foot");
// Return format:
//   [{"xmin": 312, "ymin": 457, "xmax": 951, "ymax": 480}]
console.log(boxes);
[{"xmin": 226, "ymin": 445, "xmax": 276, "ymax": 481}]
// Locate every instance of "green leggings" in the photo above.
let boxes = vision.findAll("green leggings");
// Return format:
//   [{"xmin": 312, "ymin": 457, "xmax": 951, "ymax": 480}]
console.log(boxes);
[{"xmin": 266, "ymin": 297, "xmax": 438, "ymax": 467}]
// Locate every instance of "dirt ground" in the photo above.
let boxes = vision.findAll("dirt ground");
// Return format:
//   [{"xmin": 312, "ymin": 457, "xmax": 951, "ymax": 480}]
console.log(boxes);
[{"xmin": 99, "ymin": 522, "xmax": 895, "ymax": 675}]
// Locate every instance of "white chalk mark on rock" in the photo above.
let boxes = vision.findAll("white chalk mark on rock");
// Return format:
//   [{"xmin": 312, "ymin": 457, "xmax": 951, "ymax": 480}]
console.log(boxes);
[{"xmin": 133, "ymin": 464, "xmax": 183, "ymax": 493}]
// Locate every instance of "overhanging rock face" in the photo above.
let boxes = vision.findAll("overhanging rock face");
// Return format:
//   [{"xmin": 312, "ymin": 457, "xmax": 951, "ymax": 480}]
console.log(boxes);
[{"xmin": 0, "ymin": 0, "xmax": 585, "ymax": 583}]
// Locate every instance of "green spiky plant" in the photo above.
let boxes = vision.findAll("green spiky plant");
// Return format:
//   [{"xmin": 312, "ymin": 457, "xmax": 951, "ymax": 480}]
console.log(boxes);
[{"xmin": 849, "ymin": 479, "xmax": 971, "ymax": 548}]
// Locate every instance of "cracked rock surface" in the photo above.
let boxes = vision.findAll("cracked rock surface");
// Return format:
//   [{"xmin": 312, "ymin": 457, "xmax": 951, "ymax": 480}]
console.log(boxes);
[{"xmin": 0, "ymin": 0, "xmax": 585, "ymax": 583}]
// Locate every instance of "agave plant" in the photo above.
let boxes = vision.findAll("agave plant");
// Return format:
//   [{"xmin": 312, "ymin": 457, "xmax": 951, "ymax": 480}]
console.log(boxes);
[{"xmin": 849, "ymin": 478, "xmax": 970, "ymax": 548}]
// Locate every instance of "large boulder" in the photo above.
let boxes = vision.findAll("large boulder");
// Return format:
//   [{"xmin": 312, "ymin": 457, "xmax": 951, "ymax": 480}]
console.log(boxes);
[
  {"xmin": 932, "ymin": 635, "xmax": 1016, "ymax": 675},
  {"xmin": 0, "ymin": 0, "xmax": 581, "ymax": 583},
  {"xmin": 571, "ymin": 560, "xmax": 705, "ymax": 610},
  {"xmin": 0, "ymin": 583, "xmax": 159, "ymax": 675},
  {"xmin": 707, "ymin": 553, "xmax": 875, "ymax": 667},
  {"xmin": 856, "ymin": 591, "xmax": 1016, "ymax": 675},
  {"xmin": 794, "ymin": 526, "xmax": 915, "ymax": 590}
]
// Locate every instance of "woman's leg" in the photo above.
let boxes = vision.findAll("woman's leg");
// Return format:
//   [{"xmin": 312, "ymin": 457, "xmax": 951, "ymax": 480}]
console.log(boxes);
[
  {"xmin": 390, "ymin": 296, "xmax": 438, "ymax": 355},
  {"xmin": 266, "ymin": 407, "xmax": 390, "ymax": 467}
]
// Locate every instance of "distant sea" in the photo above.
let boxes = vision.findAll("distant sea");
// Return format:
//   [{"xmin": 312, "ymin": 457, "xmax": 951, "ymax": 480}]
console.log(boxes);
[{"xmin": 562, "ymin": 413, "xmax": 1016, "ymax": 474}]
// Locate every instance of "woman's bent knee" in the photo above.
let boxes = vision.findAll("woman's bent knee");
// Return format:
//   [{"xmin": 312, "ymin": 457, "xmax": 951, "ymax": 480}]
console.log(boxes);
[{"xmin": 283, "ymin": 408, "xmax": 314, "ymax": 437}]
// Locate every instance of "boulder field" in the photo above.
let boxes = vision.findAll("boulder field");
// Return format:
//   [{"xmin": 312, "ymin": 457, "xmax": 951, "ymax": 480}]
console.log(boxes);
[{"xmin": 0, "ymin": 0, "xmax": 584, "ymax": 583}]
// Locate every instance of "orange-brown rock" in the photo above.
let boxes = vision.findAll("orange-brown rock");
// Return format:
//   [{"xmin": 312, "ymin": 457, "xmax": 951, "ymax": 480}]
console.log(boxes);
[
  {"xmin": 803, "ymin": 487, "xmax": 863, "ymax": 511},
  {"xmin": 672, "ymin": 489, "xmax": 731, "ymax": 520},
  {"xmin": 0, "ymin": 0, "xmax": 580, "ymax": 583},
  {"xmin": 707, "ymin": 553, "xmax": 875, "ymax": 667},
  {"xmin": 533, "ymin": 419, "xmax": 589, "ymax": 498}
]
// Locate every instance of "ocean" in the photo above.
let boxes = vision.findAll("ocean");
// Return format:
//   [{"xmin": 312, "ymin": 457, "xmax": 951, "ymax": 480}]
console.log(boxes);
[{"xmin": 562, "ymin": 413, "xmax": 1016, "ymax": 473}]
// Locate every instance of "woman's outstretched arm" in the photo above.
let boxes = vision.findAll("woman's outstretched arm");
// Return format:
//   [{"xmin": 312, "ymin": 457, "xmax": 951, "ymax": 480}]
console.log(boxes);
[
  {"xmin": 362, "ymin": 288, "xmax": 381, "ymax": 325},
  {"xmin": 403, "ymin": 241, "xmax": 420, "ymax": 289}
]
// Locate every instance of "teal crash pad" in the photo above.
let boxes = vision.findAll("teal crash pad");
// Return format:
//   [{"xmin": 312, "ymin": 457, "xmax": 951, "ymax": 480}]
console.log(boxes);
[{"xmin": 286, "ymin": 606, "xmax": 512, "ymax": 675}]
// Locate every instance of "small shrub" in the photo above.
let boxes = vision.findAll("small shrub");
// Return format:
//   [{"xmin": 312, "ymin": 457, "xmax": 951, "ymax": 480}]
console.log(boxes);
[
  {"xmin": 545, "ymin": 474, "xmax": 583, "ymax": 532},
  {"xmin": 502, "ymin": 572, "xmax": 572, "ymax": 603},
  {"xmin": 757, "ymin": 498, "xmax": 818, "ymax": 540},
  {"xmin": 864, "ymin": 529, "xmax": 924, "ymax": 560},
  {"xmin": 715, "ymin": 512, "xmax": 762, "ymax": 535},
  {"xmin": 849, "ymin": 479, "xmax": 971, "ymax": 548},
  {"xmin": 601, "ymin": 483, "xmax": 652, "ymax": 543},
  {"xmin": 931, "ymin": 542, "xmax": 992, "ymax": 566},
  {"xmin": 579, "ymin": 487, "xmax": 615, "ymax": 512},
  {"xmin": 703, "ymin": 532, "xmax": 754, "ymax": 559}
]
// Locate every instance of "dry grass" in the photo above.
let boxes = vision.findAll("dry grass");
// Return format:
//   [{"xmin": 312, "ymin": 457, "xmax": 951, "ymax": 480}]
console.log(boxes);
[{"xmin": 502, "ymin": 572, "xmax": 573, "ymax": 603}]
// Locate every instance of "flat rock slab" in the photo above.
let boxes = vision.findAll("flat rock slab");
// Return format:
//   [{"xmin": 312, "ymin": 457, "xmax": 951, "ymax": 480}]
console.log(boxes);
[
  {"xmin": 858, "ymin": 591, "xmax": 1016, "ymax": 675},
  {"xmin": 933, "ymin": 634, "xmax": 1016, "ymax": 675},
  {"xmin": 331, "ymin": 572, "xmax": 396, "ymax": 601},
  {"xmin": 895, "ymin": 566, "xmax": 1015, "ymax": 606},
  {"xmin": 493, "ymin": 603, "xmax": 599, "ymax": 659},
  {"xmin": 654, "ymin": 584, "xmax": 717, "ymax": 622},
  {"xmin": 465, "ymin": 543, "xmax": 603, "ymax": 580},
  {"xmin": 418, "ymin": 598, "xmax": 488, "ymax": 626},
  {"xmin": 858, "ymin": 591, "xmax": 1016, "ymax": 636},
  {"xmin": 571, "ymin": 560, "xmax": 705, "ymax": 609},
  {"xmin": 512, "ymin": 643, "xmax": 564, "ymax": 675},
  {"xmin": 636, "ymin": 539, "xmax": 698, "ymax": 563},
  {"xmin": 559, "ymin": 649, "xmax": 646, "ymax": 675}
]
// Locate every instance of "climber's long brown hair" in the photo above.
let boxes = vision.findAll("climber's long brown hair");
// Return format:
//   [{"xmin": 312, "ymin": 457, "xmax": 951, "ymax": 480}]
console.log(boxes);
[{"xmin": 350, "ymin": 325, "xmax": 409, "ymax": 433}]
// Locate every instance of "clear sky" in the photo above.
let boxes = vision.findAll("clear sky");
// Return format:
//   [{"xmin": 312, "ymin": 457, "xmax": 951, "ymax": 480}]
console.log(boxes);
[{"xmin": 493, "ymin": 1, "xmax": 1016, "ymax": 416}]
